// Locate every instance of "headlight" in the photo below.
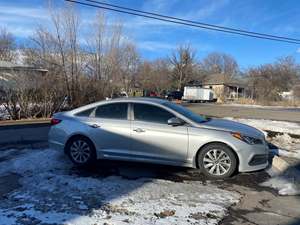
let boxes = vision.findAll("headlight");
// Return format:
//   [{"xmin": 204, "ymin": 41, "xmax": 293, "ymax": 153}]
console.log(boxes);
[{"xmin": 231, "ymin": 132, "xmax": 263, "ymax": 145}]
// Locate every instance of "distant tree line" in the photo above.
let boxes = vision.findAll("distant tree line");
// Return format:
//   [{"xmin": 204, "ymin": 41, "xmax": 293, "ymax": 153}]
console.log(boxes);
[{"xmin": 0, "ymin": 3, "xmax": 299, "ymax": 119}]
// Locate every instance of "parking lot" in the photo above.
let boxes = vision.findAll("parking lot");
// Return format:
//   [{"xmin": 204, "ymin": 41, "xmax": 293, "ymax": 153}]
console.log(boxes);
[{"xmin": 185, "ymin": 103, "xmax": 300, "ymax": 122}]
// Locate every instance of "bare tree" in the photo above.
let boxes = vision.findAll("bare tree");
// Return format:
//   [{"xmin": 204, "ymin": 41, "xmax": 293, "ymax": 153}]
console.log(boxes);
[
  {"xmin": 120, "ymin": 42, "xmax": 140, "ymax": 92},
  {"xmin": 137, "ymin": 59, "xmax": 171, "ymax": 93},
  {"xmin": 293, "ymin": 85, "xmax": 300, "ymax": 100},
  {"xmin": 201, "ymin": 52, "xmax": 238, "ymax": 79},
  {"xmin": 0, "ymin": 28, "xmax": 16, "ymax": 62},
  {"xmin": 169, "ymin": 45, "xmax": 197, "ymax": 90},
  {"xmin": 247, "ymin": 56, "xmax": 298, "ymax": 101}
]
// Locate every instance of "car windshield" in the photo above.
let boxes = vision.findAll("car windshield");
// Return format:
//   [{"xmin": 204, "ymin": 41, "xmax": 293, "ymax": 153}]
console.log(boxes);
[{"xmin": 163, "ymin": 102, "xmax": 208, "ymax": 123}]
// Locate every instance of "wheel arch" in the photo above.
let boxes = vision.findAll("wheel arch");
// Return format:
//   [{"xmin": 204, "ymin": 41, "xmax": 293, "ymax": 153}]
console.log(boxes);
[
  {"xmin": 64, "ymin": 133, "xmax": 96, "ymax": 154},
  {"xmin": 195, "ymin": 141, "xmax": 240, "ymax": 170}
]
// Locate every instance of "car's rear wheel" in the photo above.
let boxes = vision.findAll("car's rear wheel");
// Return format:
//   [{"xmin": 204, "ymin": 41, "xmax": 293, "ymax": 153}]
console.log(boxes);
[
  {"xmin": 66, "ymin": 136, "xmax": 96, "ymax": 166},
  {"xmin": 198, "ymin": 143, "xmax": 237, "ymax": 179}
]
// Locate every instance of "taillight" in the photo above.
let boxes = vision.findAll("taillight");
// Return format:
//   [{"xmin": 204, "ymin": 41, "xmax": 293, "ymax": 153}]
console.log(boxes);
[{"xmin": 50, "ymin": 118, "xmax": 62, "ymax": 126}]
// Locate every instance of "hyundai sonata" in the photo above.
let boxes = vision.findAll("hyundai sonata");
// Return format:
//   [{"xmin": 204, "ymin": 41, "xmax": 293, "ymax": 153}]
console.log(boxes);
[{"xmin": 48, "ymin": 98, "xmax": 269, "ymax": 178}]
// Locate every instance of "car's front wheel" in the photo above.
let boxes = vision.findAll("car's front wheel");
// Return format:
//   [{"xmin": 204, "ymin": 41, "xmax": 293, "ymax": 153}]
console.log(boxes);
[
  {"xmin": 198, "ymin": 143, "xmax": 237, "ymax": 179},
  {"xmin": 66, "ymin": 136, "xmax": 96, "ymax": 166}
]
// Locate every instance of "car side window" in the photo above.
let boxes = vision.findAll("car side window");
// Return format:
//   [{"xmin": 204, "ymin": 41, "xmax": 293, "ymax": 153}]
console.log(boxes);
[
  {"xmin": 134, "ymin": 103, "xmax": 174, "ymax": 124},
  {"xmin": 95, "ymin": 103, "xmax": 128, "ymax": 120},
  {"xmin": 75, "ymin": 107, "xmax": 95, "ymax": 117}
]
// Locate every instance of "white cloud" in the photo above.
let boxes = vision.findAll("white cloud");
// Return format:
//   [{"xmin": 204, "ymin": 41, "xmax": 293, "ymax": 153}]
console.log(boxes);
[
  {"xmin": 182, "ymin": 0, "xmax": 231, "ymax": 20},
  {"xmin": 137, "ymin": 41, "xmax": 175, "ymax": 52},
  {"xmin": 137, "ymin": 40, "xmax": 213, "ymax": 54},
  {"xmin": 0, "ymin": 5, "xmax": 50, "ymax": 38},
  {"xmin": 141, "ymin": 0, "xmax": 181, "ymax": 13},
  {"xmin": 0, "ymin": 5, "xmax": 49, "ymax": 20},
  {"xmin": 297, "ymin": 48, "xmax": 300, "ymax": 53}
]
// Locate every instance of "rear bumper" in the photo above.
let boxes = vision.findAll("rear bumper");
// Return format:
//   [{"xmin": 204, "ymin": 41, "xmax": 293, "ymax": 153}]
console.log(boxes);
[
  {"xmin": 48, "ymin": 140, "xmax": 64, "ymax": 152},
  {"xmin": 48, "ymin": 126, "xmax": 67, "ymax": 152}
]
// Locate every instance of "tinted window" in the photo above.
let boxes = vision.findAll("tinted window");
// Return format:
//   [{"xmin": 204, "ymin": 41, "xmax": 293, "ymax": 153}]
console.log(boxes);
[
  {"xmin": 134, "ymin": 103, "xmax": 174, "ymax": 124},
  {"xmin": 95, "ymin": 103, "xmax": 127, "ymax": 120},
  {"xmin": 75, "ymin": 107, "xmax": 95, "ymax": 117}
]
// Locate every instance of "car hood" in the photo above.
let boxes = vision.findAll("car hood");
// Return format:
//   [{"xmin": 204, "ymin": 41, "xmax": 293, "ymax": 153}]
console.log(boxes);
[{"xmin": 198, "ymin": 118, "xmax": 265, "ymax": 139}]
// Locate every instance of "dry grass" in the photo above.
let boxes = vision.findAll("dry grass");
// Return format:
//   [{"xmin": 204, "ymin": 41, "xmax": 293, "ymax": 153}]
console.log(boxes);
[{"xmin": 228, "ymin": 98, "xmax": 300, "ymax": 107}]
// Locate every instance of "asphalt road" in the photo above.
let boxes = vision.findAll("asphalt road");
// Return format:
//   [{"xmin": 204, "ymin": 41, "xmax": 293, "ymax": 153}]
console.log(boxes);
[{"xmin": 185, "ymin": 103, "xmax": 300, "ymax": 122}]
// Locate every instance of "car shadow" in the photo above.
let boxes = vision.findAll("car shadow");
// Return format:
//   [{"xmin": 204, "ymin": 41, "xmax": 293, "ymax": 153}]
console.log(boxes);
[{"xmin": 70, "ymin": 157, "xmax": 272, "ymax": 191}]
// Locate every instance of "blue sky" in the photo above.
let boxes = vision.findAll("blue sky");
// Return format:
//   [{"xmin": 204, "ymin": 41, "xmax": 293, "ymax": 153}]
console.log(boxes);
[{"xmin": 1, "ymin": 0, "xmax": 300, "ymax": 70}]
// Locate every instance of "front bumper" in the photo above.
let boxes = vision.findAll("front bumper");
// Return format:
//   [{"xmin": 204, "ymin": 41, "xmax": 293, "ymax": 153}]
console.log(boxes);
[
  {"xmin": 237, "ymin": 142, "xmax": 269, "ymax": 172},
  {"xmin": 249, "ymin": 154, "xmax": 269, "ymax": 166}
]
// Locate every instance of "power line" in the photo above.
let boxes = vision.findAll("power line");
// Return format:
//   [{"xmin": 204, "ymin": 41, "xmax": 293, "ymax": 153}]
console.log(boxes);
[
  {"xmin": 85, "ymin": 0, "xmax": 300, "ymax": 43},
  {"xmin": 64, "ymin": 0, "xmax": 300, "ymax": 44}
]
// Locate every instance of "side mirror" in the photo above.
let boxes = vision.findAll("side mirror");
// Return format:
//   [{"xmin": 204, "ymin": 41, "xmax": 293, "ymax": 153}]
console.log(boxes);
[{"xmin": 167, "ymin": 117, "xmax": 184, "ymax": 126}]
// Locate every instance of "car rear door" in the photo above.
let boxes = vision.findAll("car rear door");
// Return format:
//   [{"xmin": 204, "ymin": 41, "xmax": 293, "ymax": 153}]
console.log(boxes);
[
  {"xmin": 130, "ymin": 103, "xmax": 188, "ymax": 164},
  {"xmin": 83, "ymin": 102, "xmax": 132, "ymax": 158}
]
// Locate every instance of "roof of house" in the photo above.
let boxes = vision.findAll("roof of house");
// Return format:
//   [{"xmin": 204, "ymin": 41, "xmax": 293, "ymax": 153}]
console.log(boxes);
[
  {"xmin": 202, "ymin": 73, "xmax": 246, "ymax": 87},
  {"xmin": 0, "ymin": 60, "xmax": 48, "ymax": 72}
]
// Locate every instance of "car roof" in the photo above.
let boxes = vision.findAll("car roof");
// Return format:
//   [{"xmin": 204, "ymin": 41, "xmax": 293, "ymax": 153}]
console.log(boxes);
[
  {"xmin": 109, "ymin": 97, "xmax": 168, "ymax": 104},
  {"xmin": 68, "ymin": 97, "xmax": 169, "ymax": 115}
]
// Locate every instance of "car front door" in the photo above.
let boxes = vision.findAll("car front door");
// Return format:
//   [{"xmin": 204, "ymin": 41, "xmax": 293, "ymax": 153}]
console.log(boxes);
[{"xmin": 131, "ymin": 103, "xmax": 188, "ymax": 164}]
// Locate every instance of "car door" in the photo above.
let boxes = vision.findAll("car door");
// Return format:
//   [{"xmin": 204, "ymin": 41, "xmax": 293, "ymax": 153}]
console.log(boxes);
[
  {"xmin": 83, "ymin": 102, "xmax": 132, "ymax": 158},
  {"xmin": 131, "ymin": 103, "xmax": 188, "ymax": 164}
]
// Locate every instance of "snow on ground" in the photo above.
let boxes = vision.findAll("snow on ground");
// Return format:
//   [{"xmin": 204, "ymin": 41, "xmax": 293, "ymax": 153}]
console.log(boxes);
[
  {"xmin": 262, "ymin": 169, "xmax": 300, "ymax": 196},
  {"xmin": 224, "ymin": 117, "xmax": 300, "ymax": 196},
  {"xmin": 264, "ymin": 139, "xmax": 300, "ymax": 196},
  {"xmin": 0, "ymin": 148, "xmax": 240, "ymax": 225},
  {"xmin": 269, "ymin": 133, "xmax": 300, "ymax": 158},
  {"xmin": 225, "ymin": 117, "xmax": 300, "ymax": 136},
  {"xmin": 256, "ymin": 127, "xmax": 300, "ymax": 196},
  {"xmin": 264, "ymin": 134, "xmax": 300, "ymax": 196},
  {"xmin": 0, "ymin": 104, "xmax": 10, "ymax": 120},
  {"xmin": 222, "ymin": 103, "xmax": 300, "ymax": 109},
  {"xmin": 227, "ymin": 118, "xmax": 300, "ymax": 157}
]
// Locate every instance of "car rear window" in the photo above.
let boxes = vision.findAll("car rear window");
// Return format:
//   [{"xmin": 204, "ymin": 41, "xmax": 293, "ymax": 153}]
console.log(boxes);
[
  {"xmin": 75, "ymin": 107, "xmax": 95, "ymax": 117},
  {"xmin": 95, "ymin": 103, "xmax": 128, "ymax": 120}
]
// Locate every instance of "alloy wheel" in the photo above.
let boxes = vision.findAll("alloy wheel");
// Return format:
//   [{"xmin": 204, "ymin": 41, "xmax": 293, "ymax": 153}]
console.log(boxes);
[
  {"xmin": 70, "ymin": 140, "xmax": 91, "ymax": 164},
  {"xmin": 203, "ymin": 149, "xmax": 232, "ymax": 176}
]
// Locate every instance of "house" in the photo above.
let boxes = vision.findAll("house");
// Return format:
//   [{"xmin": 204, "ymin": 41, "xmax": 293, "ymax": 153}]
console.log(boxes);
[
  {"xmin": 0, "ymin": 60, "xmax": 48, "ymax": 84},
  {"xmin": 201, "ymin": 73, "xmax": 246, "ymax": 102},
  {"xmin": 0, "ymin": 60, "xmax": 48, "ymax": 100}
]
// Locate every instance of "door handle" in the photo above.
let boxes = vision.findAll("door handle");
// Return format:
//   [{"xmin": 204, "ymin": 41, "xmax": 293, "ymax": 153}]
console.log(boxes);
[
  {"xmin": 133, "ymin": 128, "xmax": 145, "ymax": 133},
  {"xmin": 89, "ymin": 124, "xmax": 100, "ymax": 128}
]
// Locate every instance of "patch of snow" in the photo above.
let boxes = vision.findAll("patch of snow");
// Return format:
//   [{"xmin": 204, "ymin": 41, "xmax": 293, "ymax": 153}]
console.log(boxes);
[
  {"xmin": 268, "ymin": 134, "xmax": 300, "ymax": 159},
  {"xmin": 0, "ymin": 148, "xmax": 240, "ymax": 225},
  {"xmin": 222, "ymin": 103, "xmax": 299, "ymax": 109},
  {"xmin": 261, "ymin": 171, "xmax": 300, "ymax": 196},
  {"xmin": 225, "ymin": 117, "xmax": 300, "ymax": 135},
  {"xmin": 270, "ymin": 148, "xmax": 300, "ymax": 160},
  {"xmin": 0, "ymin": 104, "xmax": 10, "ymax": 120}
]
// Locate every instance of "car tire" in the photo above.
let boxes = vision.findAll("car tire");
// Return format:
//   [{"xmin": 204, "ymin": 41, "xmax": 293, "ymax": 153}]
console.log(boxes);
[
  {"xmin": 66, "ymin": 136, "xmax": 97, "ymax": 166},
  {"xmin": 198, "ymin": 143, "xmax": 237, "ymax": 179}
]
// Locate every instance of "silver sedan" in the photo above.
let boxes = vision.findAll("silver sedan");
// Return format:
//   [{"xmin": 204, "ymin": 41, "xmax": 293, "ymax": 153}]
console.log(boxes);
[{"xmin": 48, "ymin": 97, "xmax": 269, "ymax": 178}]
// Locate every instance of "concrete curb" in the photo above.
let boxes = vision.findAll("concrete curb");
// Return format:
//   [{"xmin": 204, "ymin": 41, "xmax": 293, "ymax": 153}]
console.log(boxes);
[{"xmin": 271, "ymin": 155, "xmax": 290, "ymax": 172}]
